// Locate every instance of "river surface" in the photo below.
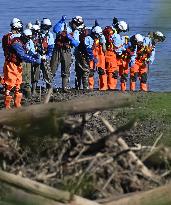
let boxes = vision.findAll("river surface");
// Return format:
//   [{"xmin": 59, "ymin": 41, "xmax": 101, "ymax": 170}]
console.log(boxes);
[{"xmin": 0, "ymin": 0, "xmax": 171, "ymax": 91}]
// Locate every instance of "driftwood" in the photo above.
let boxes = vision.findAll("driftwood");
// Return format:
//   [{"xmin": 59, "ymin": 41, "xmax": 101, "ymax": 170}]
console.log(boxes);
[
  {"xmin": 0, "ymin": 170, "xmax": 99, "ymax": 205},
  {"xmin": 104, "ymin": 181, "xmax": 171, "ymax": 205},
  {"xmin": 0, "ymin": 93, "xmax": 134, "ymax": 126},
  {"xmin": 98, "ymin": 116, "xmax": 154, "ymax": 178}
]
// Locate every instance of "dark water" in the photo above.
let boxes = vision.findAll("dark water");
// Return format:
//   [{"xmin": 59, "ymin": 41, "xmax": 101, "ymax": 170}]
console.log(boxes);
[{"xmin": 0, "ymin": 0, "xmax": 171, "ymax": 91}]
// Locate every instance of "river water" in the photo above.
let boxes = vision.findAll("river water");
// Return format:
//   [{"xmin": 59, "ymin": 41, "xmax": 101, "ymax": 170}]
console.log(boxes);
[{"xmin": 0, "ymin": 0, "xmax": 171, "ymax": 91}]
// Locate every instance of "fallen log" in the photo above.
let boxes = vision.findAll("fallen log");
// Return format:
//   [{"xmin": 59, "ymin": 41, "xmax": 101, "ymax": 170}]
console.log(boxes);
[
  {"xmin": 0, "ymin": 182, "xmax": 64, "ymax": 205},
  {"xmin": 0, "ymin": 93, "xmax": 134, "ymax": 126},
  {"xmin": 104, "ymin": 181, "xmax": 171, "ymax": 205},
  {"xmin": 0, "ymin": 170, "xmax": 99, "ymax": 205}
]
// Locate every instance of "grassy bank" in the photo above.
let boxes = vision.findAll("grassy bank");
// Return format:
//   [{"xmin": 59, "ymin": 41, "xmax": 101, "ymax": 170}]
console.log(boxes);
[{"xmin": 121, "ymin": 92, "xmax": 171, "ymax": 146}]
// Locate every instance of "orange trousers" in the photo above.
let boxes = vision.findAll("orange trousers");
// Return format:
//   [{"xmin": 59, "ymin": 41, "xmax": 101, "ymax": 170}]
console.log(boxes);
[
  {"xmin": 130, "ymin": 60, "xmax": 148, "ymax": 91},
  {"xmin": 89, "ymin": 50, "xmax": 107, "ymax": 91},
  {"xmin": 105, "ymin": 50, "xmax": 119, "ymax": 90},
  {"xmin": 118, "ymin": 58, "xmax": 129, "ymax": 91},
  {"xmin": 3, "ymin": 61, "xmax": 23, "ymax": 108}
]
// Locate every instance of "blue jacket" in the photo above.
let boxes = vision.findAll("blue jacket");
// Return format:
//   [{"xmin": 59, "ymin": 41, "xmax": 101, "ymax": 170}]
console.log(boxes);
[
  {"xmin": 12, "ymin": 41, "xmax": 40, "ymax": 64},
  {"xmin": 26, "ymin": 39, "xmax": 36, "ymax": 56},
  {"xmin": 111, "ymin": 33, "xmax": 125, "ymax": 55},
  {"xmin": 84, "ymin": 35, "xmax": 94, "ymax": 60},
  {"xmin": 53, "ymin": 19, "xmax": 79, "ymax": 47}
]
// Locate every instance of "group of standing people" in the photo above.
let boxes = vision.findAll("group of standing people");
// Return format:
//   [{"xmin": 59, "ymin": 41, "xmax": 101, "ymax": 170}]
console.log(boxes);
[{"xmin": 1, "ymin": 15, "xmax": 165, "ymax": 109}]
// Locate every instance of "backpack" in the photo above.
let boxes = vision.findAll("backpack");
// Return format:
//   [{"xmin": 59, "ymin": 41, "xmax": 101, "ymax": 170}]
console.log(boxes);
[{"xmin": 2, "ymin": 33, "xmax": 12, "ymax": 57}]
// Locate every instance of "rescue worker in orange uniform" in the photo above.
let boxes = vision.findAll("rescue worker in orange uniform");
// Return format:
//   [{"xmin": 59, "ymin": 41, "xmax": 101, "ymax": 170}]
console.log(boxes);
[
  {"xmin": 128, "ymin": 33, "xmax": 165, "ymax": 91},
  {"xmin": 88, "ymin": 23, "xmax": 107, "ymax": 90},
  {"xmin": 141, "ymin": 31, "xmax": 166, "ymax": 91},
  {"xmin": 103, "ymin": 18, "xmax": 128, "ymax": 90},
  {"xmin": 128, "ymin": 34, "xmax": 149, "ymax": 91},
  {"xmin": 3, "ymin": 29, "xmax": 41, "ymax": 109},
  {"xmin": 2, "ymin": 18, "xmax": 23, "ymax": 86}
]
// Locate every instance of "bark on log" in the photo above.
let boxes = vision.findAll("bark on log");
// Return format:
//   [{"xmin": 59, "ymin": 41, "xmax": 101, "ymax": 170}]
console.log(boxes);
[
  {"xmin": 0, "ymin": 170, "xmax": 99, "ymax": 205},
  {"xmin": 0, "ymin": 182, "xmax": 64, "ymax": 205},
  {"xmin": 0, "ymin": 93, "xmax": 134, "ymax": 126},
  {"xmin": 104, "ymin": 181, "xmax": 171, "ymax": 205}
]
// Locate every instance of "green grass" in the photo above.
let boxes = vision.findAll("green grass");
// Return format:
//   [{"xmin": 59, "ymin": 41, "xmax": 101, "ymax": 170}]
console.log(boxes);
[{"xmin": 120, "ymin": 92, "xmax": 171, "ymax": 146}]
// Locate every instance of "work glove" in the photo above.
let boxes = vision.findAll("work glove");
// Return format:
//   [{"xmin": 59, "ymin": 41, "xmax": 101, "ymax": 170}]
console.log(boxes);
[
  {"xmin": 66, "ymin": 33, "xmax": 73, "ymax": 41},
  {"xmin": 61, "ymin": 15, "xmax": 67, "ymax": 22}
]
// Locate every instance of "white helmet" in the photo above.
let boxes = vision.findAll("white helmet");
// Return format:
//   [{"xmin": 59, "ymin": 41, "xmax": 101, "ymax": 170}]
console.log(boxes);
[
  {"xmin": 12, "ymin": 21, "xmax": 23, "ymax": 31},
  {"xmin": 135, "ymin": 34, "xmax": 144, "ymax": 43},
  {"xmin": 118, "ymin": 21, "xmax": 128, "ymax": 31},
  {"xmin": 10, "ymin": 18, "xmax": 23, "ymax": 31},
  {"xmin": 155, "ymin": 31, "xmax": 164, "ymax": 37},
  {"xmin": 11, "ymin": 18, "xmax": 21, "ymax": 24},
  {"xmin": 23, "ymin": 29, "xmax": 32, "ymax": 37},
  {"xmin": 26, "ymin": 22, "xmax": 33, "ymax": 29},
  {"xmin": 75, "ymin": 16, "xmax": 84, "ymax": 24},
  {"xmin": 42, "ymin": 18, "xmax": 52, "ymax": 26},
  {"xmin": 32, "ymin": 24, "xmax": 40, "ymax": 31},
  {"xmin": 92, "ymin": 26, "xmax": 103, "ymax": 35},
  {"xmin": 72, "ymin": 16, "xmax": 84, "ymax": 26}
]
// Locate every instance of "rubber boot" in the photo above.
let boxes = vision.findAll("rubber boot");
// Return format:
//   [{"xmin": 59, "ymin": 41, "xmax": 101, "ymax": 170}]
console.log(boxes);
[
  {"xmin": 32, "ymin": 82, "xmax": 37, "ymax": 96},
  {"xmin": 82, "ymin": 77, "xmax": 89, "ymax": 91},
  {"xmin": 130, "ymin": 81, "xmax": 136, "ymax": 91},
  {"xmin": 14, "ymin": 93, "xmax": 22, "ymax": 108},
  {"xmin": 4, "ymin": 95, "xmax": 12, "ymax": 109},
  {"xmin": 25, "ymin": 87, "xmax": 31, "ymax": 99},
  {"xmin": 99, "ymin": 74, "xmax": 107, "ymax": 91},
  {"xmin": 75, "ymin": 76, "xmax": 82, "ymax": 90},
  {"xmin": 140, "ymin": 83, "xmax": 148, "ymax": 91},
  {"xmin": 62, "ymin": 77, "xmax": 70, "ymax": 93},
  {"xmin": 107, "ymin": 73, "xmax": 117, "ymax": 90},
  {"xmin": 121, "ymin": 82, "xmax": 126, "ymax": 91},
  {"xmin": 89, "ymin": 76, "xmax": 94, "ymax": 91}
]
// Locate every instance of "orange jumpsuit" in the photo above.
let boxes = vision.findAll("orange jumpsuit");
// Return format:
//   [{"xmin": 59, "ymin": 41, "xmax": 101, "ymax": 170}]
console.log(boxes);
[
  {"xmin": 118, "ymin": 56, "xmax": 129, "ymax": 91},
  {"xmin": 103, "ymin": 26, "xmax": 121, "ymax": 90},
  {"xmin": 3, "ymin": 37, "xmax": 39, "ymax": 108},
  {"xmin": 130, "ymin": 46, "xmax": 151, "ymax": 91},
  {"xmin": 89, "ymin": 38, "xmax": 107, "ymax": 90}
]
